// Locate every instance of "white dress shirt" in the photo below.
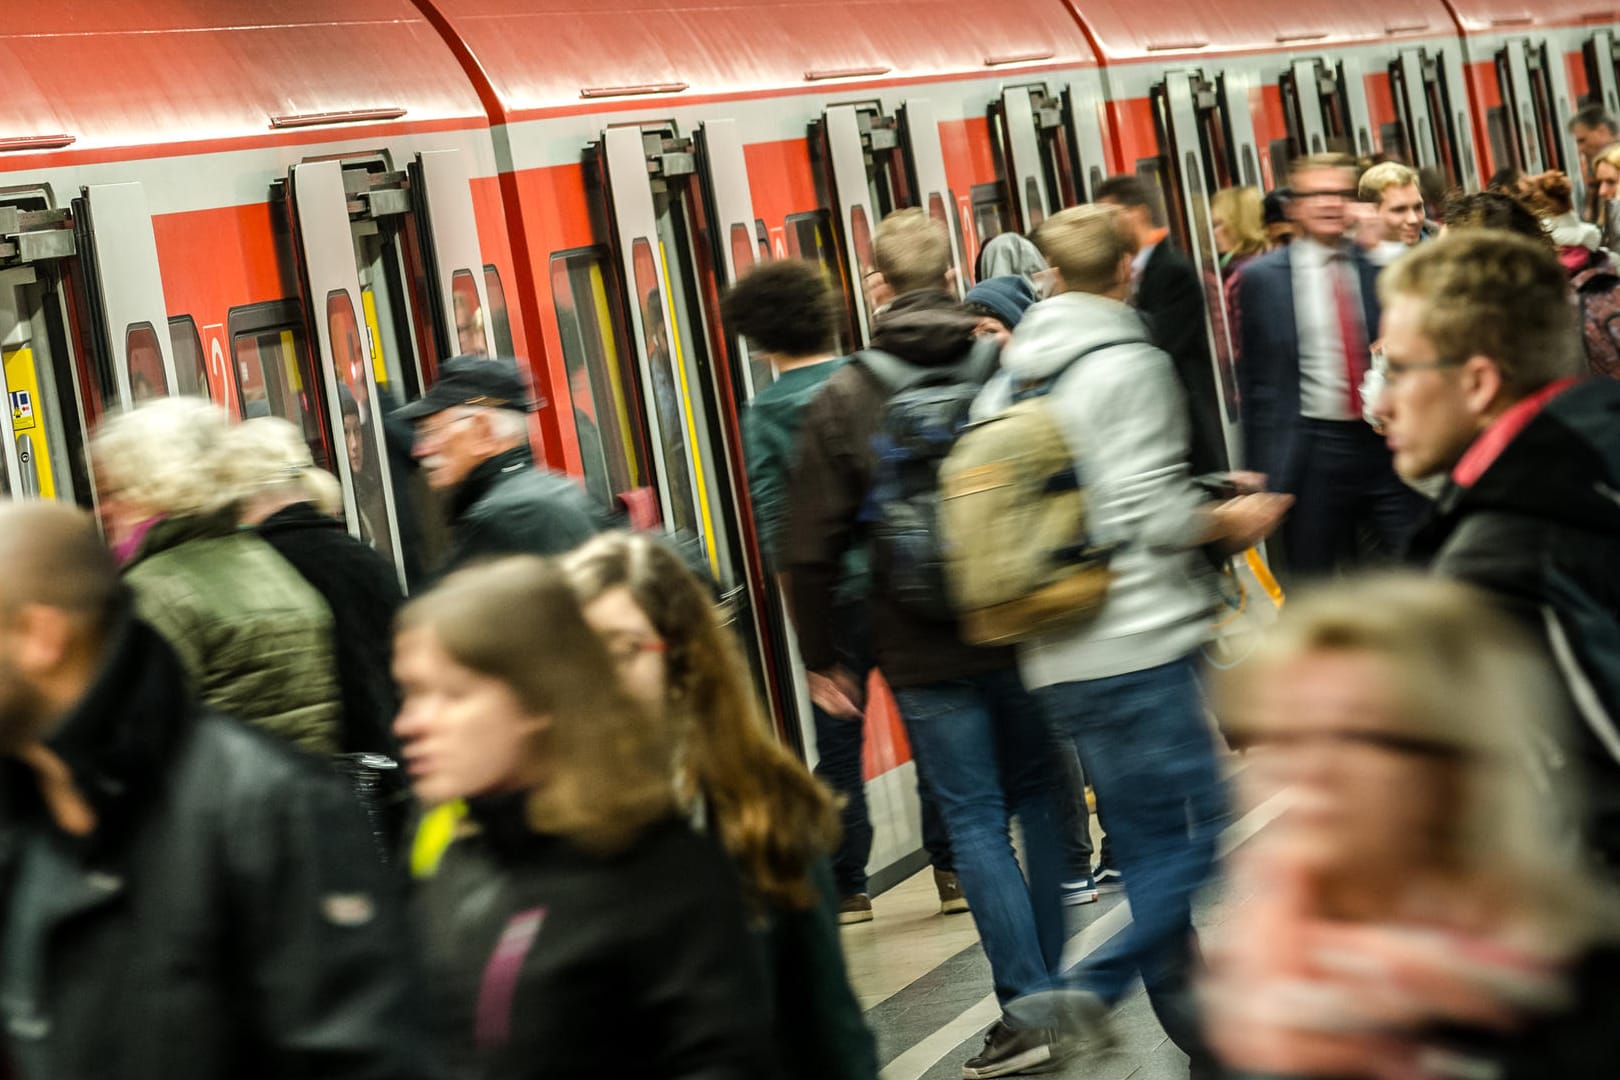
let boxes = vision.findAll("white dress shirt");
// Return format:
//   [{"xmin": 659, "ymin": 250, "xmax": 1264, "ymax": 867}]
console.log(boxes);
[{"xmin": 1291, "ymin": 238, "xmax": 1364, "ymax": 421}]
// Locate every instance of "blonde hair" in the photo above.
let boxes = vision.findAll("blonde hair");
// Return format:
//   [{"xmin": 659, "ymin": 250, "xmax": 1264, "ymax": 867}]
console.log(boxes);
[
  {"xmin": 563, "ymin": 532, "xmax": 840, "ymax": 910},
  {"xmin": 398, "ymin": 556, "xmax": 676, "ymax": 853},
  {"xmin": 1358, "ymin": 161, "xmax": 1420, "ymax": 203},
  {"xmin": 225, "ymin": 417, "xmax": 343, "ymax": 517},
  {"xmin": 1210, "ymin": 186, "xmax": 1267, "ymax": 258},
  {"xmin": 1378, "ymin": 230, "xmax": 1582, "ymax": 396},
  {"xmin": 1033, "ymin": 204, "xmax": 1135, "ymax": 295},
  {"xmin": 1221, "ymin": 574, "xmax": 1619, "ymax": 946},
  {"xmin": 90, "ymin": 396, "xmax": 236, "ymax": 517},
  {"xmin": 873, "ymin": 207, "xmax": 951, "ymax": 296},
  {"xmin": 1596, "ymin": 143, "xmax": 1620, "ymax": 176}
]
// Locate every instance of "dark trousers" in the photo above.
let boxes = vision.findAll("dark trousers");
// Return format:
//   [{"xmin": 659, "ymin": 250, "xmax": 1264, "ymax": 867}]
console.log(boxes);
[
  {"xmin": 813, "ymin": 605, "xmax": 952, "ymax": 897},
  {"xmin": 1283, "ymin": 418, "xmax": 1427, "ymax": 580}
]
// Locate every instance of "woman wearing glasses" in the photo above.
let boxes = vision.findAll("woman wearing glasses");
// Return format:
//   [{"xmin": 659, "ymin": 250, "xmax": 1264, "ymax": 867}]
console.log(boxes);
[
  {"xmin": 565, "ymin": 532, "xmax": 878, "ymax": 1080},
  {"xmin": 1205, "ymin": 574, "xmax": 1620, "ymax": 1079},
  {"xmin": 396, "ymin": 556, "xmax": 773, "ymax": 1078}
]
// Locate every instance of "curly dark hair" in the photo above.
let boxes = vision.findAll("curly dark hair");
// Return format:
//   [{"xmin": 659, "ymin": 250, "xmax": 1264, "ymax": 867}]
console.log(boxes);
[
  {"xmin": 1441, "ymin": 191, "xmax": 1555, "ymax": 253},
  {"xmin": 719, "ymin": 259, "xmax": 838, "ymax": 359}
]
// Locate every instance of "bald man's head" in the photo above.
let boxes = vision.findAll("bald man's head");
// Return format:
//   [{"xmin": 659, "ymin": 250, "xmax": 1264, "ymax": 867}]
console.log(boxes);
[
  {"xmin": 0, "ymin": 503, "xmax": 124, "ymax": 750},
  {"xmin": 0, "ymin": 503, "xmax": 122, "ymax": 624}
]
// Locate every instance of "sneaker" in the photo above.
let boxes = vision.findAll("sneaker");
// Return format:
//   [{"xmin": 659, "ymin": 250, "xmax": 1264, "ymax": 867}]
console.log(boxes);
[
  {"xmin": 935, "ymin": 869, "xmax": 970, "ymax": 914},
  {"xmin": 961, "ymin": 1021, "xmax": 1063, "ymax": 1078},
  {"xmin": 1060, "ymin": 875, "xmax": 1099, "ymax": 906},
  {"xmin": 837, "ymin": 893, "xmax": 873, "ymax": 925},
  {"xmin": 1092, "ymin": 863, "xmax": 1124, "ymax": 894}
]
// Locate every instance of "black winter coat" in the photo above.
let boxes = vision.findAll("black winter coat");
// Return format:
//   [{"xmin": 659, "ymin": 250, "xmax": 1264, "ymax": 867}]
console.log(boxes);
[
  {"xmin": 257, "ymin": 502, "xmax": 405, "ymax": 761},
  {"xmin": 415, "ymin": 798, "xmax": 775, "ymax": 1079},
  {"xmin": 0, "ymin": 609, "xmax": 439, "ymax": 1080},
  {"xmin": 1407, "ymin": 377, "xmax": 1620, "ymax": 867},
  {"xmin": 442, "ymin": 446, "xmax": 601, "ymax": 574},
  {"xmin": 1137, "ymin": 241, "xmax": 1228, "ymax": 475}
]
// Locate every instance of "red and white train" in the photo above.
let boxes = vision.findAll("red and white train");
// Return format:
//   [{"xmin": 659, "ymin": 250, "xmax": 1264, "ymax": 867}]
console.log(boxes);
[{"xmin": 3, "ymin": 0, "xmax": 1614, "ymax": 885}]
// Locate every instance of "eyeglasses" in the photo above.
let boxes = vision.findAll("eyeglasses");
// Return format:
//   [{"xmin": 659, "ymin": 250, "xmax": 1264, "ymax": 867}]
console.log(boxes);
[
  {"xmin": 1250, "ymin": 729, "xmax": 1465, "ymax": 760},
  {"xmin": 1382, "ymin": 357, "xmax": 1466, "ymax": 385},
  {"xmin": 1292, "ymin": 188, "xmax": 1358, "ymax": 201},
  {"xmin": 415, "ymin": 412, "xmax": 478, "ymax": 444}
]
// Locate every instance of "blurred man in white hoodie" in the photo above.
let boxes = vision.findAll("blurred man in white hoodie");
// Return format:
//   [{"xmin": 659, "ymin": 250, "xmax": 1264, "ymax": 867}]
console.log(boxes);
[{"xmin": 973, "ymin": 205, "xmax": 1289, "ymax": 1075}]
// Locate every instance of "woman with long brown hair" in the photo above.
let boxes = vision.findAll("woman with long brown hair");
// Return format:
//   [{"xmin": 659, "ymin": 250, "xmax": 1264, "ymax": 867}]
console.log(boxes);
[
  {"xmin": 397, "ymin": 556, "xmax": 773, "ymax": 1078},
  {"xmin": 564, "ymin": 531, "xmax": 877, "ymax": 1080}
]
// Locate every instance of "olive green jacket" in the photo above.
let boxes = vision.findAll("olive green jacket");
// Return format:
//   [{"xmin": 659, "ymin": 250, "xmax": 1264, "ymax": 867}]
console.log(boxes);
[{"xmin": 124, "ymin": 512, "xmax": 341, "ymax": 756}]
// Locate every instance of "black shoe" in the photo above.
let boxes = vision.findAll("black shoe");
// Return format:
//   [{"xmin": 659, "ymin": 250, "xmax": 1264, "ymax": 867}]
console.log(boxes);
[
  {"xmin": 960, "ymin": 1021, "xmax": 1062, "ymax": 1078},
  {"xmin": 1092, "ymin": 862, "xmax": 1124, "ymax": 894}
]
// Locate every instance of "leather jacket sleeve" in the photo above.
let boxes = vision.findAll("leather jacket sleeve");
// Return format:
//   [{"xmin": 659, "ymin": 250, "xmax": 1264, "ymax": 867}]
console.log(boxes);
[{"xmin": 222, "ymin": 762, "xmax": 445, "ymax": 1079}]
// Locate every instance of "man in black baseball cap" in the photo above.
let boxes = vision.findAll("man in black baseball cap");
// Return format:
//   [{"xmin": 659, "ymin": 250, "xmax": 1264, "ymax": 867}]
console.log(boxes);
[{"xmin": 396, "ymin": 356, "xmax": 600, "ymax": 572}]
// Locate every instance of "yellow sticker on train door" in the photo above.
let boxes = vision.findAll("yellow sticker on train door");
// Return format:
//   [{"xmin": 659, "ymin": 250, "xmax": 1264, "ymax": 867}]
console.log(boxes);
[
  {"xmin": 3, "ymin": 345, "xmax": 55, "ymax": 499},
  {"xmin": 362, "ymin": 288, "xmax": 389, "ymax": 388}
]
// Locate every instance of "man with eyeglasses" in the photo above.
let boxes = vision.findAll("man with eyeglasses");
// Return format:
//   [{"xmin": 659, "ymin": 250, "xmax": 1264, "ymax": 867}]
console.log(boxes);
[
  {"xmin": 396, "ymin": 356, "xmax": 600, "ymax": 574},
  {"xmin": 1375, "ymin": 229, "xmax": 1620, "ymax": 873},
  {"xmin": 1235, "ymin": 153, "xmax": 1426, "ymax": 579}
]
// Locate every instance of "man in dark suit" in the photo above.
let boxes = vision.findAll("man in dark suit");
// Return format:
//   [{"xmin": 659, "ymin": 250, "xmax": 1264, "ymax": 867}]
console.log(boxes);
[
  {"xmin": 1096, "ymin": 174, "xmax": 1229, "ymax": 477},
  {"xmin": 1235, "ymin": 154, "xmax": 1426, "ymax": 578}
]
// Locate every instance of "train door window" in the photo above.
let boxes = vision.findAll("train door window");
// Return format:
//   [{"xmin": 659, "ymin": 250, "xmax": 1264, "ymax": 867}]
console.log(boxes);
[
  {"xmin": 630, "ymin": 238, "xmax": 700, "ymax": 540},
  {"xmin": 167, "ymin": 316, "xmax": 207, "ymax": 398},
  {"xmin": 450, "ymin": 271, "xmax": 485, "ymax": 357},
  {"xmin": 993, "ymin": 86, "xmax": 1078, "ymax": 233},
  {"xmin": 550, "ymin": 248, "xmax": 644, "ymax": 508},
  {"xmin": 326, "ymin": 290, "xmax": 392, "ymax": 553},
  {"xmin": 756, "ymin": 219, "xmax": 770, "ymax": 262},
  {"xmin": 1390, "ymin": 50, "xmax": 1467, "ymax": 188},
  {"xmin": 1281, "ymin": 60, "xmax": 1353, "ymax": 159},
  {"xmin": 228, "ymin": 301, "xmax": 328, "ymax": 468},
  {"xmin": 784, "ymin": 210, "xmax": 855, "ymax": 354},
  {"xmin": 971, "ymin": 183, "xmax": 1012, "ymax": 252},
  {"xmin": 1487, "ymin": 109, "xmax": 1518, "ymax": 172},
  {"xmin": 1584, "ymin": 31, "xmax": 1620, "ymax": 117},
  {"xmin": 125, "ymin": 324, "xmax": 166, "ymax": 401},
  {"xmin": 1268, "ymin": 138, "xmax": 1297, "ymax": 183},
  {"xmin": 726, "ymin": 223, "xmax": 773, "ymax": 393},
  {"xmin": 482, "ymin": 266, "xmax": 514, "ymax": 357}
]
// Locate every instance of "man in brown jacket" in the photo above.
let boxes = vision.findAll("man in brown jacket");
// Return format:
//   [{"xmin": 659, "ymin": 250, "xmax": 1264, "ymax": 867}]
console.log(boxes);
[{"xmin": 783, "ymin": 209, "xmax": 1071, "ymax": 1078}]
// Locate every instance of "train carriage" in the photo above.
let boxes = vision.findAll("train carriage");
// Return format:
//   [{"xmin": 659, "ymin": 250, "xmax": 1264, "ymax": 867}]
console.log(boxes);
[{"xmin": 4, "ymin": 0, "xmax": 1620, "ymax": 889}]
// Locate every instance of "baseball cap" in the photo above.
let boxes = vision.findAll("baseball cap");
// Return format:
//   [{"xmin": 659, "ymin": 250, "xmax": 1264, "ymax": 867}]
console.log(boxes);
[{"xmin": 393, "ymin": 356, "xmax": 537, "ymax": 421}]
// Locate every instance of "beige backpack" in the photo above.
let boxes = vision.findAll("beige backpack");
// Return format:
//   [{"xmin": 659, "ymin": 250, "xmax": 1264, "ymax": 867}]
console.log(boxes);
[{"xmin": 938, "ymin": 340, "xmax": 1138, "ymax": 645}]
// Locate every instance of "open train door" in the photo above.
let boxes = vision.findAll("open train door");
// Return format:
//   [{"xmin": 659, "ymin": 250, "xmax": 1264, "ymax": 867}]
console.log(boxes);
[
  {"xmin": 594, "ymin": 122, "xmax": 796, "ymax": 744},
  {"xmin": 818, "ymin": 104, "xmax": 889, "ymax": 344},
  {"xmin": 1281, "ymin": 58, "xmax": 1362, "ymax": 159},
  {"xmin": 72, "ymin": 183, "xmax": 179, "ymax": 408},
  {"xmin": 1390, "ymin": 48, "xmax": 1480, "ymax": 191},
  {"xmin": 895, "ymin": 99, "xmax": 969, "ymax": 290},
  {"xmin": 0, "ymin": 191, "xmax": 93, "ymax": 504},
  {"xmin": 1152, "ymin": 69, "xmax": 1242, "ymax": 469},
  {"xmin": 993, "ymin": 86, "xmax": 1064, "ymax": 233},
  {"xmin": 1585, "ymin": 31, "xmax": 1620, "ymax": 118},
  {"xmin": 1496, "ymin": 39, "xmax": 1578, "ymax": 182},
  {"xmin": 1063, "ymin": 72, "xmax": 1118, "ymax": 201},
  {"xmin": 409, "ymin": 149, "xmax": 496, "ymax": 363},
  {"xmin": 284, "ymin": 160, "xmax": 405, "ymax": 580}
]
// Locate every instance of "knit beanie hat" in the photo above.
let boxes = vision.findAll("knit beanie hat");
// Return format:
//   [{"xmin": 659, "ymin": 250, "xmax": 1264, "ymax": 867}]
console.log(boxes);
[{"xmin": 963, "ymin": 275, "xmax": 1039, "ymax": 330}]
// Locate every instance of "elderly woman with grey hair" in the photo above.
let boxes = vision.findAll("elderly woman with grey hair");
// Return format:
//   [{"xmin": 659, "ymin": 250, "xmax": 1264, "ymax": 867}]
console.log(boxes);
[{"xmin": 91, "ymin": 397, "xmax": 342, "ymax": 755}]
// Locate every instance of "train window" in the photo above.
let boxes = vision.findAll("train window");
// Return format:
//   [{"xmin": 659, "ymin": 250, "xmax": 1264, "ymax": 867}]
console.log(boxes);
[
  {"xmin": 228, "ymin": 304, "xmax": 327, "ymax": 473},
  {"xmin": 549, "ymin": 248, "xmax": 643, "ymax": 509},
  {"xmin": 1268, "ymin": 140, "xmax": 1296, "ymax": 185},
  {"xmin": 849, "ymin": 206, "xmax": 877, "ymax": 320},
  {"xmin": 326, "ymin": 291, "xmax": 394, "ymax": 557},
  {"xmin": 482, "ymin": 267, "xmax": 515, "ymax": 357},
  {"xmin": 1486, "ymin": 108, "xmax": 1517, "ymax": 172},
  {"xmin": 166, "ymin": 316, "xmax": 207, "ymax": 398},
  {"xmin": 451, "ymin": 270, "xmax": 485, "ymax": 357},
  {"xmin": 124, "ymin": 324, "xmax": 167, "ymax": 402},
  {"xmin": 756, "ymin": 219, "xmax": 770, "ymax": 262},
  {"xmin": 631, "ymin": 238, "xmax": 700, "ymax": 537},
  {"xmin": 727, "ymin": 224, "xmax": 773, "ymax": 395},
  {"xmin": 784, "ymin": 210, "xmax": 854, "ymax": 354},
  {"xmin": 970, "ymin": 183, "xmax": 1012, "ymax": 258}
]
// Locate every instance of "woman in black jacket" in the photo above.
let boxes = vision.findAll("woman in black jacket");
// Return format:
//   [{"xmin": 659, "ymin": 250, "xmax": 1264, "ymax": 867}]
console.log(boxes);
[
  {"xmin": 395, "ymin": 556, "xmax": 774, "ymax": 1079},
  {"xmin": 565, "ymin": 532, "xmax": 879, "ymax": 1080}
]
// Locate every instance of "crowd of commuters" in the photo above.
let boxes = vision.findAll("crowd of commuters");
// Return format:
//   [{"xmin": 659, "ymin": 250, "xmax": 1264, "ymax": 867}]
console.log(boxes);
[{"xmin": 9, "ymin": 125, "xmax": 1620, "ymax": 1080}]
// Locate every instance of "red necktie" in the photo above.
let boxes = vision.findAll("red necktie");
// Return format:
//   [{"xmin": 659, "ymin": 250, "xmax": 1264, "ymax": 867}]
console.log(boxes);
[{"xmin": 1331, "ymin": 254, "xmax": 1368, "ymax": 414}]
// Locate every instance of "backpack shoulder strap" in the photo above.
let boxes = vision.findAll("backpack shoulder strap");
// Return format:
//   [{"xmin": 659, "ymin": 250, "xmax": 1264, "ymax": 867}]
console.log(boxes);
[
  {"xmin": 1014, "ymin": 338, "xmax": 1148, "ymax": 401},
  {"xmin": 852, "ymin": 349, "xmax": 932, "ymax": 394}
]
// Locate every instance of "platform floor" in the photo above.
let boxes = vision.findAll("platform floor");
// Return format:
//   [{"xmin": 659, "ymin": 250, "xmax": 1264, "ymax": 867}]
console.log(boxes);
[{"xmin": 848, "ymin": 776, "xmax": 1285, "ymax": 1080}]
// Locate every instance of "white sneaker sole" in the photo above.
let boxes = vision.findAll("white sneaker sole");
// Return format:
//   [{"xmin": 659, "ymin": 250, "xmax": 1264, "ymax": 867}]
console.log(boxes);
[
  {"xmin": 838, "ymin": 908, "xmax": 874, "ymax": 925},
  {"xmin": 1061, "ymin": 888, "xmax": 1099, "ymax": 906}
]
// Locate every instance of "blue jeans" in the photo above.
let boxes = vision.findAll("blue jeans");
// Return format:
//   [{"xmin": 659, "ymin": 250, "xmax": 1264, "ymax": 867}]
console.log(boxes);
[
  {"xmin": 1038, "ymin": 656, "xmax": 1226, "ymax": 1056},
  {"xmin": 812, "ymin": 606, "xmax": 952, "ymax": 896},
  {"xmin": 893, "ymin": 669, "xmax": 1067, "ymax": 1008}
]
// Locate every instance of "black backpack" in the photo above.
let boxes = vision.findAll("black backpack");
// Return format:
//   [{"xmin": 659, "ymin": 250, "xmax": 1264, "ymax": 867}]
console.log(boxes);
[{"xmin": 856, "ymin": 338, "xmax": 1001, "ymax": 621}]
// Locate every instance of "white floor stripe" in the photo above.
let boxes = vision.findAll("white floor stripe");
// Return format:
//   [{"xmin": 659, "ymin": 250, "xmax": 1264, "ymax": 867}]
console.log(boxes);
[{"xmin": 878, "ymin": 788, "xmax": 1289, "ymax": 1080}]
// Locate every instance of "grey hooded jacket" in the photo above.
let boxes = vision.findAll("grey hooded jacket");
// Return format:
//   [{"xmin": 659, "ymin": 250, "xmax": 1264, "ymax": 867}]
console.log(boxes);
[{"xmin": 971, "ymin": 291, "xmax": 1215, "ymax": 688}]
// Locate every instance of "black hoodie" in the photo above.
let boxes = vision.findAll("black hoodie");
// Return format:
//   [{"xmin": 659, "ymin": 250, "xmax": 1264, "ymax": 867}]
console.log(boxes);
[
  {"xmin": 1408, "ymin": 377, "xmax": 1620, "ymax": 869},
  {"xmin": 782, "ymin": 291, "xmax": 1016, "ymax": 688}
]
